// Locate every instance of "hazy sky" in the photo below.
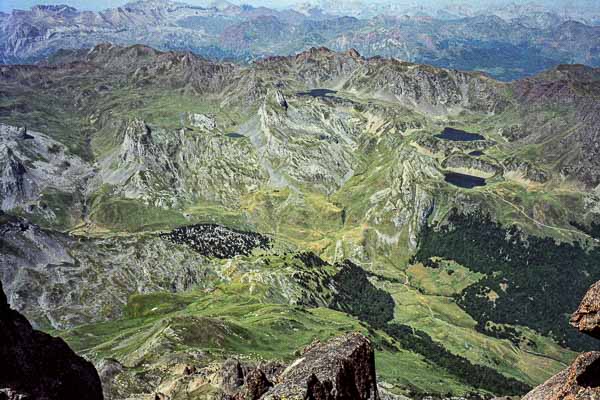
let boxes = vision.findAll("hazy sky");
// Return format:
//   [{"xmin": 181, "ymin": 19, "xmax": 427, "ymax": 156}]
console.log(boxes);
[{"xmin": 2, "ymin": 0, "xmax": 599, "ymax": 13}]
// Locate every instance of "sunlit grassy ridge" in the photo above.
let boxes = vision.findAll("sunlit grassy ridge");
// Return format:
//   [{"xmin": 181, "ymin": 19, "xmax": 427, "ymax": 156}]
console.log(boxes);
[{"xmin": 60, "ymin": 283, "xmax": 483, "ymax": 396}]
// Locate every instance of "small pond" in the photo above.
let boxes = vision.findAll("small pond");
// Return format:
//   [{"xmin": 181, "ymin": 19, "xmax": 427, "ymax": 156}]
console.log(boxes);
[
  {"xmin": 436, "ymin": 127, "xmax": 486, "ymax": 142},
  {"xmin": 469, "ymin": 150, "xmax": 484, "ymax": 156},
  {"xmin": 444, "ymin": 172, "xmax": 487, "ymax": 189},
  {"xmin": 226, "ymin": 132, "xmax": 245, "ymax": 139},
  {"xmin": 297, "ymin": 89, "xmax": 338, "ymax": 98}
]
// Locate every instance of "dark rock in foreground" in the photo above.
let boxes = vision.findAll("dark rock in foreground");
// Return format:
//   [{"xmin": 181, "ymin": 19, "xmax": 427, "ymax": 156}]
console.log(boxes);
[
  {"xmin": 0, "ymin": 280, "xmax": 103, "ymax": 400},
  {"xmin": 264, "ymin": 332, "xmax": 379, "ymax": 400},
  {"xmin": 216, "ymin": 333, "xmax": 378, "ymax": 400}
]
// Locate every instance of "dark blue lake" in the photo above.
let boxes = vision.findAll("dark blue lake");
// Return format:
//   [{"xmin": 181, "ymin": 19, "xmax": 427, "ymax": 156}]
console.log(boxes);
[
  {"xmin": 469, "ymin": 151, "xmax": 484, "ymax": 156},
  {"xmin": 444, "ymin": 172, "xmax": 487, "ymax": 189},
  {"xmin": 436, "ymin": 127, "xmax": 485, "ymax": 142},
  {"xmin": 297, "ymin": 89, "xmax": 338, "ymax": 98}
]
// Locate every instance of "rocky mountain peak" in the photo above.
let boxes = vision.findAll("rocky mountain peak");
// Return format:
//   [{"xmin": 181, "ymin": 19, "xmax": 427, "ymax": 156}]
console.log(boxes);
[
  {"xmin": 122, "ymin": 0, "xmax": 186, "ymax": 11},
  {"xmin": 346, "ymin": 48, "xmax": 361, "ymax": 59},
  {"xmin": 30, "ymin": 4, "xmax": 78, "ymax": 16},
  {"xmin": 530, "ymin": 64, "xmax": 600, "ymax": 84},
  {"xmin": 86, "ymin": 43, "xmax": 163, "ymax": 65},
  {"xmin": 295, "ymin": 46, "xmax": 338, "ymax": 61},
  {"xmin": 120, "ymin": 118, "xmax": 153, "ymax": 163}
]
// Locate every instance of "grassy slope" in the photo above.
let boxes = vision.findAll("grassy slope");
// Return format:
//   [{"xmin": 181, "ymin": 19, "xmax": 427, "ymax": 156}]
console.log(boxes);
[{"xmin": 58, "ymin": 283, "xmax": 480, "ymax": 396}]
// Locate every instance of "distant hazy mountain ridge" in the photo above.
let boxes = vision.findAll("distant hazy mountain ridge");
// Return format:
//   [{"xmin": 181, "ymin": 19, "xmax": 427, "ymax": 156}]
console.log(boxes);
[{"xmin": 1, "ymin": 0, "xmax": 599, "ymax": 80}]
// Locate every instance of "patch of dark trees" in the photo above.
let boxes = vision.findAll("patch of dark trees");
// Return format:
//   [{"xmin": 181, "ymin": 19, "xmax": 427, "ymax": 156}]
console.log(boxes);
[
  {"xmin": 330, "ymin": 260, "xmax": 396, "ymax": 328},
  {"xmin": 328, "ymin": 260, "xmax": 532, "ymax": 396},
  {"xmin": 383, "ymin": 324, "xmax": 531, "ymax": 395},
  {"xmin": 293, "ymin": 252, "xmax": 329, "ymax": 268},
  {"xmin": 161, "ymin": 224, "xmax": 270, "ymax": 259},
  {"xmin": 290, "ymin": 252, "xmax": 334, "ymax": 308},
  {"xmin": 570, "ymin": 220, "xmax": 600, "ymax": 240},
  {"xmin": 413, "ymin": 212, "xmax": 600, "ymax": 352}
]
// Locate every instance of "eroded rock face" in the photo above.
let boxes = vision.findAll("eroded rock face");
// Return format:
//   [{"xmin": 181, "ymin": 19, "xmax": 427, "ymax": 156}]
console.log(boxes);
[
  {"xmin": 1, "ymin": 217, "xmax": 211, "ymax": 329},
  {"xmin": 221, "ymin": 359, "xmax": 250, "ymax": 395},
  {"xmin": 523, "ymin": 352, "xmax": 600, "ymax": 400},
  {"xmin": 524, "ymin": 280, "xmax": 600, "ymax": 399},
  {"xmin": 97, "ymin": 358, "xmax": 124, "ymax": 400},
  {"xmin": 204, "ymin": 333, "xmax": 378, "ymax": 400},
  {"xmin": 571, "ymin": 280, "xmax": 600, "ymax": 339},
  {"xmin": 0, "ymin": 280, "xmax": 103, "ymax": 400},
  {"xmin": 187, "ymin": 113, "xmax": 217, "ymax": 130},
  {"xmin": 241, "ymin": 369, "xmax": 273, "ymax": 400},
  {"xmin": 0, "ymin": 124, "xmax": 92, "ymax": 214},
  {"xmin": 263, "ymin": 333, "xmax": 379, "ymax": 400},
  {"xmin": 504, "ymin": 157, "xmax": 549, "ymax": 184}
]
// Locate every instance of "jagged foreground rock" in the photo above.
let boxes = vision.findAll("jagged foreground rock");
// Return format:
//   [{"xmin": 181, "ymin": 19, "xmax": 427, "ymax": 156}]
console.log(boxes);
[
  {"xmin": 523, "ymin": 281, "xmax": 600, "ymax": 400},
  {"xmin": 0, "ymin": 280, "xmax": 103, "ymax": 400},
  {"xmin": 147, "ymin": 333, "xmax": 379, "ymax": 400},
  {"xmin": 571, "ymin": 281, "xmax": 600, "ymax": 340},
  {"xmin": 264, "ymin": 333, "xmax": 379, "ymax": 400}
]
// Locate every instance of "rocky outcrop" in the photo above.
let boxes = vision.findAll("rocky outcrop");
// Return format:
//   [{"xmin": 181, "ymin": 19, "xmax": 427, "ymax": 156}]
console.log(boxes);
[
  {"xmin": 97, "ymin": 359, "xmax": 124, "ymax": 400},
  {"xmin": 104, "ymin": 333, "xmax": 377, "ymax": 400},
  {"xmin": 523, "ymin": 352, "xmax": 600, "ymax": 400},
  {"xmin": 0, "ymin": 146, "xmax": 33, "ymax": 210},
  {"xmin": 524, "ymin": 280, "xmax": 600, "ymax": 399},
  {"xmin": 442, "ymin": 154, "xmax": 501, "ymax": 178},
  {"xmin": 242, "ymin": 369, "xmax": 273, "ymax": 400},
  {"xmin": 221, "ymin": 359, "xmax": 250, "ymax": 396},
  {"xmin": 187, "ymin": 113, "xmax": 217, "ymax": 130},
  {"xmin": 209, "ymin": 333, "xmax": 379, "ymax": 400},
  {"xmin": 571, "ymin": 280, "xmax": 600, "ymax": 339},
  {"xmin": 503, "ymin": 157, "xmax": 549, "ymax": 184},
  {"xmin": 0, "ymin": 124, "xmax": 92, "ymax": 215},
  {"xmin": 263, "ymin": 333, "xmax": 379, "ymax": 400},
  {"xmin": 0, "ymin": 279, "xmax": 103, "ymax": 400},
  {"xmin": 274, "ymin": 90, "xmax": 288, "ymax": 110},
  {"xmin": 119, "ymin": 118, "xmax": 154, "ymax": 164}
]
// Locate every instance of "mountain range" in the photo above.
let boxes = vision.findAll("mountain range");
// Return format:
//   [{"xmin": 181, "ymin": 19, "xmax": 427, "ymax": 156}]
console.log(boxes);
[
  {"xmin": 2, "ymin": 37, "xmax": 600, "ymax": 398},
  {"xmin": 1, "ymin": 0, "xmax": 600, "ymax": 80}
]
